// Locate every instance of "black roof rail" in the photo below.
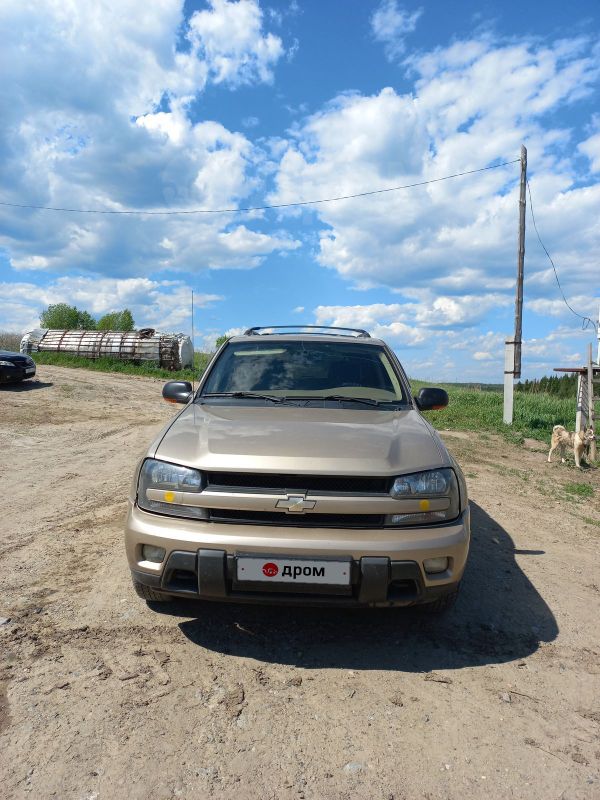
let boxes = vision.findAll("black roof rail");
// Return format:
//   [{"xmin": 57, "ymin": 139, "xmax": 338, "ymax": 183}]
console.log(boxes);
[{"xmin": 243, "ymin": 325, "xmax": 371, "ymax": 338}]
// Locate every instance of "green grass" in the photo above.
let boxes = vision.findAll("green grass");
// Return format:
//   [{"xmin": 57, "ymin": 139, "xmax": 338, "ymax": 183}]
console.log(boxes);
[
  {"xmin": 563, "ymin": 482, "xmax": 594, "ymax": 499},
  {"xmin": 32, "ymin": 350, "xmax": 213, "ymax": 381},
  {"xmin": 412, "ymin": 379, "xmax": 574, "ymax": 444},
  {"xmin": 582, "ymin": 516, "xmax": 600, "ymax": 528}
]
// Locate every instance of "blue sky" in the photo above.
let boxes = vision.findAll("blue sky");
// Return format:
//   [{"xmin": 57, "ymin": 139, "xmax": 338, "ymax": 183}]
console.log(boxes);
[{"xmin": 0, "ymin": 0, "xmax": 599, "ymax": 380}]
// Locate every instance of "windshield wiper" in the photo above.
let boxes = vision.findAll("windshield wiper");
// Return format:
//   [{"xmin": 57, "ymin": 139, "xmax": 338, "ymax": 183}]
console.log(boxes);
[
  {"xmin": 200, "ymin": 392, "xmax": 401, "ymax": 407},
  {"xmin": 321, "ymin": 395, "xmax": 384, "ymax": 406},
  {"xmin": 284, "ymin": 394, "xmax": 384, "ymax": 407},
  {"xmin": 200, "ymin": 391, "xmax": 286, "ymax": 403}
]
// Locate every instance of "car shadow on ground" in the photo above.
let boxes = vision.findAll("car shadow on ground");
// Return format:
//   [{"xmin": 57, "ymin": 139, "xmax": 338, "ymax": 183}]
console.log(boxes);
[
  {"xmin": 0, "ymin": 380, "xmax": 53, "ymax": 392},
  {"xmin": 155, "ymin": 501, "xmax": 558, "ymax": 671}
]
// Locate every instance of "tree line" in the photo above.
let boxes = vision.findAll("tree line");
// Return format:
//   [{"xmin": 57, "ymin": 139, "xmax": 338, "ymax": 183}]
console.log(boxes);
[
  {"xmin": 516, "ymin": 373, "xmax": 578, "ymax": 397},
  {"xmin": 40, "ymin": 303, "xmax": 135, "ymax": 331}
]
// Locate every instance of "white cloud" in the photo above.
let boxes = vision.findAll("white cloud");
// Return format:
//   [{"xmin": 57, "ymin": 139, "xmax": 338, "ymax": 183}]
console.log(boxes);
[
  {"xmin": 314, "ymin": 303, "xmax": 426, "ymax": 346},
  {"xmin": 371, "ymin": 1, "xmax": 422, "ymax": 62},
  {"xmin": 526, "ymin": 295, "xmax": 597, "ymax": 319},
  {"xmin": 315, "ymin": 303, "xmax": 403, "ymax": 330},
  {"xmin": 521, "ymin": 332, "xmax": 588, "ymax": 366},
  {"xmin": 1, "ymin": 276, "xmax": 222, "ymax": 333},
  {"xmin": 187, "ymin": 0, "xmax": 284, "ymax": 86},
  {"xmin": 311, "ymin": 293, "xmax": 513, "ymax": 351},
  {"xmin": 403, "ymin": 323, "xmax": 593, "ymax": 382},
  {"xmin": 270, "ymin": 35, "xmax": 600, "ymax": 341},
  {"xmin": 412, "ymin": 293, "xmax": 511, "ymax": 327},
  {"xmin": 198, "ymin": 325, "xmax": 247, "ymax": 351},
  {"xmin": 578, "ymin": 127, "xmax": 600, "ymax": 173},
  {"xmin": 0, "ymin": 0, "xmax": 294, "ymax": 278}
]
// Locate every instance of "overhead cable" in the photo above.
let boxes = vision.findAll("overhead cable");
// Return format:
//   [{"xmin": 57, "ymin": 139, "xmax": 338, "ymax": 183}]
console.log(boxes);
[
  {"xmin": 526, "ymin": 180, "xmax": 597, "ymax": 333},
  {"xmin": 0, "ymin": 159, "xmax": 520, "ymax": 216}
]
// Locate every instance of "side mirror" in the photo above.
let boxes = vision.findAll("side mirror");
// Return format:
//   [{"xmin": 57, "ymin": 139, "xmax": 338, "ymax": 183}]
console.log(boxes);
[
  {"xmin": 416, "ymin": 387, "xmax": 449, "ymax": 411},
  {"xmin": 162, "ymin": 380, "xmax": 193, "ymax": 404}
]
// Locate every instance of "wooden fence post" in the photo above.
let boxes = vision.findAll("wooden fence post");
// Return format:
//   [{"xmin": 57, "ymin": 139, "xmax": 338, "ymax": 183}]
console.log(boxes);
[{"xmin": 588, "ymin": 343, "xmax": 597, "ymax": 461}]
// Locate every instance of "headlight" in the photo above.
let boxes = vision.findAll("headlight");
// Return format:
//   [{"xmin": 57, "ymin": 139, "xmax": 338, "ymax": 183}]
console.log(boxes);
[
  {"xmin": 0, "ymin": 360, "xmax": 15, "ymax": 366},
  {"xmin": 386, "ymin": 468, "xmax": 459, "ymax": 526},
  {"xmin": 390, "ymin": 469, "xmax": 451, "ymax": 497},
  {"xmin": 137, "ymin": 458, "xmax": 208, "ymax": 520}
]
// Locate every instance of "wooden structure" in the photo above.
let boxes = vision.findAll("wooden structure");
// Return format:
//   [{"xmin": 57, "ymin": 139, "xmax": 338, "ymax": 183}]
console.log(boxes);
[{"xmin": 554, "ymin": 343, "xmax": 598, "ymax": 460}]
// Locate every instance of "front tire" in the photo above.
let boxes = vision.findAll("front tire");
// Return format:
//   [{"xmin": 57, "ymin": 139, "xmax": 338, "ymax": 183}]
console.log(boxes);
[
  {"xmin": 132, "ymin": 579, "xmax": 173, "ymax": 602},
  {"xmin": 420, "ymin": 583, "xmax": 460, "ymax": 613}
]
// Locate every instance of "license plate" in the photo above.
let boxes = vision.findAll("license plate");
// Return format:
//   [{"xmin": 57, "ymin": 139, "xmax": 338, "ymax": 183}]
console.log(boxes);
[
  {"xmin": 237, "ymin": 556, "xmax": 351, "ymax": 586},
  {"xmin": 25, "ymin": 367, "xmax": 35, "ymax": 374}
]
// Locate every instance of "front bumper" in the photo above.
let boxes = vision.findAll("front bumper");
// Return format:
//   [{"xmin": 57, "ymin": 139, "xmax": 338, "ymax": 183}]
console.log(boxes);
[
  {"xmin": 125, "ymin": 503, "xmax": 470, "ymax": 608},
  {"xmin": 0, "ymin": 363, "xmax": 36, "ymax": 383}
]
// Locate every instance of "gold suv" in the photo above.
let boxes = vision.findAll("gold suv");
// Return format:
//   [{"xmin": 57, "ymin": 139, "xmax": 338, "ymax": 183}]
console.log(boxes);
[{"xmin": 125, "ymin": 326, "xmax": 470, "ymax": 611}]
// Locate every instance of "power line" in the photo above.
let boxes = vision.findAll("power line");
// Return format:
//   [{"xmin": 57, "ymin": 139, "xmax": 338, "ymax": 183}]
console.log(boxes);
[
  {"xmin": 0, "ymin": 159, "xmax": 520, "ymax": 216},
  {"xmin": 526, "ymin": 179, "xmax": 598, "ymax": 333}
]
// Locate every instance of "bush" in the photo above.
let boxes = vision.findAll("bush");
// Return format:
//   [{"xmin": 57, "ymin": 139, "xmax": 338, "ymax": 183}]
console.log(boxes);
[
  {"xmin": 97, "ymin": 309, "xmax": 135, "ymax": 331},
  {"xmin": 0, "ymin": 331, "xmax": 23, "ymax": 351},
  {"xmin": 40, "ymin": 303, "xmax": 97, "ymax": 330}
]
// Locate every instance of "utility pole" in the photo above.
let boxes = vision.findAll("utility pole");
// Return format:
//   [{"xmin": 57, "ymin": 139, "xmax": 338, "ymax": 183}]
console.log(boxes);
[
  {"xmin": 514, "ymin": 145, "xmax": 527, "ymax": 379},
  {"xmin": 191, "ymin": 289, "xmax": 195, "ymax": 393},
  {"xmin": 503, "ymin": 145, "xmax": 527, "ymax": 424}
]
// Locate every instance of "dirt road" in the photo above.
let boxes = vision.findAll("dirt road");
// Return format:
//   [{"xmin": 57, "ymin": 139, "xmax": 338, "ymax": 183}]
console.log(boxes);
[{"xmin": 1, "ymin": 366, "xmax": 599, "ymax": 800}]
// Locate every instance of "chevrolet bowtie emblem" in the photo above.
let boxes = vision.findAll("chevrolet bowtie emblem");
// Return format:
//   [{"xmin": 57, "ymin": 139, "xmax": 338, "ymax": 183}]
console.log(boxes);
[{"xmin": 275, "ymin": 494, "xmax": 317, "ymax": 513}]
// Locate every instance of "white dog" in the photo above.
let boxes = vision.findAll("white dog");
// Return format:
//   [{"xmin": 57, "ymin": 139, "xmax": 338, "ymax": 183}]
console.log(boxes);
[{"xmin": 547, "ymin": 425, "xmax": 595, "ymax": 469}]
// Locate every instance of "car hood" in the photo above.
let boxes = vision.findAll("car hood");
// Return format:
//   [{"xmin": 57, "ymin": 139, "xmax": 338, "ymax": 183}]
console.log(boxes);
[
  {"xmin": 0, "ymin": 350, "xmax": 29, "ymax": 363},
  {"xmin": 153, "ymin": 403, "xmax": 447, "ymax": 476}
]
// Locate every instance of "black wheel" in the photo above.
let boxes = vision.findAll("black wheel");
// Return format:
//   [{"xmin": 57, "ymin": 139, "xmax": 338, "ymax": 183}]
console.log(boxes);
[
  {"xmin": 132, "ymin": 579, "xmax": 173, "ymax": 602},
  {"xmin": 420, "ymin": 583, "xmax": 460, "ymax": 614}
]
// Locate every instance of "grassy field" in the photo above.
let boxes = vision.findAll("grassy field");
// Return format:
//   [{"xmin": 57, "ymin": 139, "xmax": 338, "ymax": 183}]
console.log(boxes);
[
  {"xmin": 412, "ymin": 380, "xmax": 574, "ymax": 445},
  {"xmin": 23, "ymin": 352, "xmax": 580, "ymax": 446},
  {"xmin": 30, "ymin": 350, "xmax": 213, "ymax": 381}
]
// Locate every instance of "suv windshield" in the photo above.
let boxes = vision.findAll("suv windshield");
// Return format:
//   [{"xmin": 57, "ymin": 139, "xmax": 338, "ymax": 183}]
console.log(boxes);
[{"xmin": 200, "ymin": 340, "xmax": 406, "ymax": 403}]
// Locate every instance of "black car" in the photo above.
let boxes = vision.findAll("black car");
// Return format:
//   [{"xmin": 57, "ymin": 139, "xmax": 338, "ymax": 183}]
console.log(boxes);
[{"xmin": 0, "ymin": 350, "xmax": 36, "ymax": 384}]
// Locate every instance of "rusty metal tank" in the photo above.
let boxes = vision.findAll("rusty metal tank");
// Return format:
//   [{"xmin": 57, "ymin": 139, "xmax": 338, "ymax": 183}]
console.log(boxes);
[{"xmin": 20, "ymin": 328, "xmax": 194, "ymax": 370}]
